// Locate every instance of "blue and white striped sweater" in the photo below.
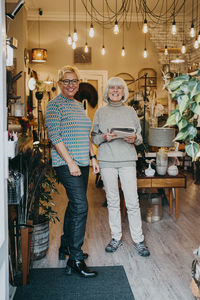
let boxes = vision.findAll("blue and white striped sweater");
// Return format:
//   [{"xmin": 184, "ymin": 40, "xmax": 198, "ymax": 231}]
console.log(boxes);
[{"xmin": 45, "ymin": 94, "xmax": 92, "ymax": 167}]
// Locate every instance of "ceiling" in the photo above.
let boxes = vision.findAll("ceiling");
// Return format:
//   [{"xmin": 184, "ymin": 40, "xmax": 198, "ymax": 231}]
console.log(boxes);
[
  {"xmin": 6, "ymin": 0, "xmax": 200, "ymax": 69},
  {"xmin": 6, "ymin": 0, "xmax": 196, "ymax": 21}
]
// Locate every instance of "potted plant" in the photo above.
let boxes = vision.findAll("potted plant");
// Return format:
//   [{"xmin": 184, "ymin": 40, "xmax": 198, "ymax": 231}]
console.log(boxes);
[
  {"xmin": 164, "ymin": 70, "xmax": 200, "ymax": 160},
  {"xmin": 17, "ymin": 147, "xmax": 59, "ymax": 260}
]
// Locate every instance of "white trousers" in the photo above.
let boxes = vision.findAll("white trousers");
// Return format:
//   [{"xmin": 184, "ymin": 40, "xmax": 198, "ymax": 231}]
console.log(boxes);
[{"xmin": 101, "ymin": 166, "xmax": 144, "ymax": 243}]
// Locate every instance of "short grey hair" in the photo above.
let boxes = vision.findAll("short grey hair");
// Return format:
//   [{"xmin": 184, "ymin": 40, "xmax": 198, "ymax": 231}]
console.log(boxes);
[
  {"xmin": 103, "ymin": 77, "xmax": 129, "ymax": 103},
  {"xmin": 58, "ymin": 65, "xmax": 80, "ymax": 81}
]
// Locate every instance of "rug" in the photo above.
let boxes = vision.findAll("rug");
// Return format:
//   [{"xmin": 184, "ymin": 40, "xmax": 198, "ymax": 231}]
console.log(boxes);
[{"xmin": 14, "ymin": 266, "xmax": 135, "ymax": 300}]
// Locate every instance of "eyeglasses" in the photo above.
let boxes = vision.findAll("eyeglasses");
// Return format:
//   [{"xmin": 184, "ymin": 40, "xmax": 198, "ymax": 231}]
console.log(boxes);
[
  {"xmin": 60, "ymin": 79, "xmax": 79, "ymax": 85},
  {"xmin": 109, "ymin": 85, "xmax": 123, "ymax": 90}
]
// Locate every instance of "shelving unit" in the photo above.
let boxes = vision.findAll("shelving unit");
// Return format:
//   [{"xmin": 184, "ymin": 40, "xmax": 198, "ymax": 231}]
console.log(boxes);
[{"xmin": 138, "ymin": 68, "xmax": 157, "ymax": 90}]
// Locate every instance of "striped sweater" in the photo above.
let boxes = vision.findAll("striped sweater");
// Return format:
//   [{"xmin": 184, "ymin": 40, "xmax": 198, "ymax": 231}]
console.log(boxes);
[{"xmin": 45, "ymin": 94, "xmax": 92, "ymax": 167}]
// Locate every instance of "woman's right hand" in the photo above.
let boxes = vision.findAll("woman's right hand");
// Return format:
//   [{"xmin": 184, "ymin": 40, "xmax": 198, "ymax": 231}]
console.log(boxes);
[
  {"xmin": 68, "ymin": 161, "xmax": 81, "ymax": 176},
  {"xmin": 103, "ymin": 133, "xmax": 117, "ymax": 142}
]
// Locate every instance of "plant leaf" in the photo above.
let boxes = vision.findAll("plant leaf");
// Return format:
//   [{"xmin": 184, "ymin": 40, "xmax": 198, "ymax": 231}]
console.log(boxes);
[
  {"xmin": 193, "ymin": 103, "xmax": 200, "ymax": 116},
  {"xmin": 190, "ymin": 82, "xmax": 200, "ymax": 99},
  {"xmin": 185, "ymin": 142, "xmax": 199, "ymax": 160},
  {"xmin": 178, "ymin": 119, "xmax": 188, "ymax": 131},
  {"xmin": 195, "ymin": 93, "xmax": 200, "ymax": 104},
  {"xmin": 168, "ymin": 80, "xmax": 186, "ymax": 91},
  {"xmin": 173, "ymin": 74, "xmax": 190, "ymax": 81},
  {"xmin": 187, "ymin": 124, "xmax": 197, "ymax": 140},
  {"xmin": 173, "ymin": 128, "xmax": 189, "ymax": 141},
  {"xmin": 164, "ymin": 114, "xmax": 177, "ymax": 127},
  {"xmin": 179, "ymin": 95, "xmax": 189, "ymax": 114}
]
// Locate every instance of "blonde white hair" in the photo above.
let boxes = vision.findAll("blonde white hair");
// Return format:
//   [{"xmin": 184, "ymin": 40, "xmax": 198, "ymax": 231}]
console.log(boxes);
[
  {"xmin": 58, "ymin": 65, "xmax": 80, "ymax": 81},
  {"xmin": 103, "ymin": 77, "xmax": 129, "ymax": 103}
]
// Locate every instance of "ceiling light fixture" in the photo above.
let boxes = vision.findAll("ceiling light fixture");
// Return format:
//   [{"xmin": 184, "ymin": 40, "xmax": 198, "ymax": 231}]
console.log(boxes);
[
  {"xmin": 113, "ymin": 1, "xmax": 119, "ymax": 34},
  {"xmin": 89, "ymin": 0, "xmax": 94, "ymax": 37},
  {"xmin": 164, "ymin": 45, "xmax": 168, "ymax": 56},
  {"xmin": 143, "ymin": 34, "xmax": 147, "ymax": 58},
  {"xmin": 73, "ymin": 0, "xmax": 78, "ymax": 42},
  {"xmin": 114, "ymin": 20, "xmax": 119, "ymax": 35},
  {"xmin": 31, "ymin": 9, "xmax": 47, "ymax": 63},
  {"xmin": 143, "ymin": 18, "xmax": 148, "ymax": 34},
  {"xmin": 181, "ymin": 44, "xmax": 186, "ymax": 54},
  {"xmin": 67, "ymin": 0, "xmax": 72, "ymax": 45},
  {"xmin": 190, "ymin": 0, "xmax": 195, "ymax": 37},
  {"xmin": 84, "ymin": 0, "xmax": 89, "ymax": 53},
  {"xmin": 171, "ymin": 0, "xmax": 176, "ymax": 35},
  {"xmin": 194, "ymin": 39, "xmax": 199, "ymax": 49},
  {"xmin": 101, "ymin": 0, "xmax": 105, "ymax": 55},
  {"xmin": 121, "ymin": 12, "xmax": 125, "ymax": 57},
  {"xmin": 181, "ymin": 0, "xmax": 186, "ymax": 54},
  {"xmin": 170, "ymin": 58, "xmax": 185, "ymax": 63}
]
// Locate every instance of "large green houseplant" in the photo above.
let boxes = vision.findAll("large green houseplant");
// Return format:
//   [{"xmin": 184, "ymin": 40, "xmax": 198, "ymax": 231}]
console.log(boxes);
[{"xmin": 164, "ymin": 69, "xmax": 200, "ymax": 160}]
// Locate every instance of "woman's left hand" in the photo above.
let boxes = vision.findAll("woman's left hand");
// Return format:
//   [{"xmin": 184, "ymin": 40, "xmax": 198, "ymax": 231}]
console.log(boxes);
[
  {"xmin": 91, "ymin": 158, "xmax": 100, "ymax": 174},
  {"xmin": 124, "ymin": 133, "xmax": 137, "ymax": 144}
]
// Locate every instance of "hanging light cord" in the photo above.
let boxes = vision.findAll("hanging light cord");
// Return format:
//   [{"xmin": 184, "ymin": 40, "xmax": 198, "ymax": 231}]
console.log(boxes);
[{"xmin": 68, "ymin": 0, "xmax": 71, "ymax": 34}]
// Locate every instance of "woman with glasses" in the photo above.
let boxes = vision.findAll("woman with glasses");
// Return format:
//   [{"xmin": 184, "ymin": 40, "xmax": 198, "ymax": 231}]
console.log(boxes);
[
  {"xmin": 91, "ymin": 77, "xmax": 150, "ymax": 257},
  {"xmin": 45, "ymin": 65, "xmax": 99, "ymax": 278}
]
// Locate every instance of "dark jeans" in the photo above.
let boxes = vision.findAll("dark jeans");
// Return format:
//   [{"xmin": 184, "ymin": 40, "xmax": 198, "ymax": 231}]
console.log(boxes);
[{"xmin": 55, "ymin": 165, "xmax": 89, "ymax": 260}]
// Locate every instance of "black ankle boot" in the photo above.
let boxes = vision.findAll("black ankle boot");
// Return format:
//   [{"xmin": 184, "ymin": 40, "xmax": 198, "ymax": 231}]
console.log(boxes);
[
  {"xmin": 59, "ymin": 246, "xmax": 88, "ymax": 260},
  {"xmin": 65, "ymin": 259, "xmax": 97, "ymax": 278}
]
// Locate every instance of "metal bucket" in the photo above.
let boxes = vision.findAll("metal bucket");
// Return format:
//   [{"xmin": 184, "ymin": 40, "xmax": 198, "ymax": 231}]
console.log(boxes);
[
  {"xmin": 146, "ymin": 195, "xmax": 162, "ymax": 223},
  {"xmin": 31, "ymin": 220, "xmax": 49, "ymax": 260}
]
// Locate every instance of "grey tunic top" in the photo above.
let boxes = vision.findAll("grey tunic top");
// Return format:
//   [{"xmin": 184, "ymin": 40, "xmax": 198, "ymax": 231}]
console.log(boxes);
[{"xmin": 91, "ymin": 101, "xmax": 142, "ymax": 168}]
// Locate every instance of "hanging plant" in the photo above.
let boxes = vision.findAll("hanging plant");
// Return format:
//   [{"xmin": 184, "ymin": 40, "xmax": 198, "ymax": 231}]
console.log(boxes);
[{"xmin": 164, "ymin": 69, "xmax": 200, "ymax": 160}]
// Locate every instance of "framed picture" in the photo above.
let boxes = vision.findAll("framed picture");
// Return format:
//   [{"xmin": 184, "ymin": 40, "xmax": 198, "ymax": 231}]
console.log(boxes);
[{"xmin": 74, "ymin": 47, "xmax": 92, "ymax": 64}]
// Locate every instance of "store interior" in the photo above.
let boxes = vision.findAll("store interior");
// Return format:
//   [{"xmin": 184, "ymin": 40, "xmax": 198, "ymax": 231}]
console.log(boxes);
[{"xmin": 2, "ymin": 0, "xmax": 200, "ymax": 299}]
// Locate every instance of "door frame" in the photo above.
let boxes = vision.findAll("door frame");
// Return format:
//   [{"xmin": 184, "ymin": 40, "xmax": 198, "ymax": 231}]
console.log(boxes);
[
  {"xmin": 0, "ymin": 1, "xmax": 9, "ymax": 299},
  {"xmin": 79, "ymin": 70, "xmax": 108, "ymax": 107}
]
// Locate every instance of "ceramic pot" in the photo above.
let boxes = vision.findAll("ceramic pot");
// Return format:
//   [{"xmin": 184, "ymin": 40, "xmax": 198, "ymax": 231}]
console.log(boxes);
[{"xmin": 167, "ymin": 165, "xmax": 178, "ymax": 176}]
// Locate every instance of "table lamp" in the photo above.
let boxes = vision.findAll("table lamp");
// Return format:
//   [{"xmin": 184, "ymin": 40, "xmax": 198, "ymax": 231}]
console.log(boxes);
[{"xmin": 148, "ymin": 128, "xmax": 175, "ymax": 175}]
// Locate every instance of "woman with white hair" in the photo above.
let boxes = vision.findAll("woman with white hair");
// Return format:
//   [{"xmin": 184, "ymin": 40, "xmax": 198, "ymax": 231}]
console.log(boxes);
[
  {"xmin": 45, "ymin": 65, "xmax": 99, "ymax": 277},
  {"xmin": 91, "ymin": 77, "xmax": 150, "ymax": 257}
]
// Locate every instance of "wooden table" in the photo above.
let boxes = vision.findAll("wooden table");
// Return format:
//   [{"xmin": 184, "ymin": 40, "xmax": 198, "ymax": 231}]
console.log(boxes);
[{"xmin": 137, "ymin": 173, "xmax": 187, "ymax": 219}]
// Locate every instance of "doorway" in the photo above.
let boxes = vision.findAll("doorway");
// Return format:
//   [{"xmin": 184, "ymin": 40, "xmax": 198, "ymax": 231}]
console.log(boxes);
[{"xmin": 79, "ymin": 70, "xmax": 108, "ymax": 121}]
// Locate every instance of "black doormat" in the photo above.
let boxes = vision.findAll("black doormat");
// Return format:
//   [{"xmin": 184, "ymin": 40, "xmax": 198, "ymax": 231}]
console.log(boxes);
[{"xmin": 14, "ymin": 266, "xmax": 135, "ymax": 300}]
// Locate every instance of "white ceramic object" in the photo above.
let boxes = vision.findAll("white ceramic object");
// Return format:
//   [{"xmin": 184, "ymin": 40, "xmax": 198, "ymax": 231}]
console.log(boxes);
[
  {"xmin": 145, "ymin": 164, "xmax": 155, "ymax": 177},
  {"xmin": 167, "ymin": 165, "xmax": 179, "ymax": 176}
]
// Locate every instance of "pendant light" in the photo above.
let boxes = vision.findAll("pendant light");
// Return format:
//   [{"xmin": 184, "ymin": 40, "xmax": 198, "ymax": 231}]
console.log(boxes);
[
  {"xmin": 84, "ymin": 0, "xmax": 89, "ymax": 53},
  {"xmin": 164, "ymin": 45, "xmax": 168, "ymax": 56},
  {"xmin": 164, "ymin": 0, "xmax": 168, "ymax": 56},
  {"xmin": 101, "ymin": 0, "xmax": 106, "ymax": 55},
  {"xmin": 73, "ymin": 0, "xmax": 78, "ymax": 42},
  {"xmin": 31, "ymin": 9, "xmax": 47, "ymax": 63},
  {"xmin": 67, "ymin": 0, "xmax": 72, "ymax": 45},
  {"xmin": 143, "ymin": 0, "xmax": 148, "ymax": 33},
  {"xmin": 89, "ymin": 0, "xmax": 94, "ymax": 38},
  {"xmin": 113, "ymin": 0, "xmax": 119, "ymax": 34},
  {"xmin": 171, "ymin": 0, "xmax": 176, "ymax": 35},
  {"xmin": 194, "ymin": 0, "xmax": 199, "ymax": 48},
  {"xmin": 190, "ymin": 0, "xmax": 195, "ymax": 37},
  {"xmin": 197, "ymin": 0, "xmax": 200, "ymax": 44},
  {"xmin": 143, "ymin": 35, "xmax": 147, "ymax": 58},
  {"xmin": 181, "ymin": 1, "xmax": 186, "ymax": 54},
  {"xmin": 121, "ymin": 12, "xmax": 125, "ymax": 56}
]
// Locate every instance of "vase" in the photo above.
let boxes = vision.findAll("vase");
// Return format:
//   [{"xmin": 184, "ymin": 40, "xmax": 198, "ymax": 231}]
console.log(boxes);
[{"xmin": 156, "ymin": 148, "xmax": 168, "ymax": 175}]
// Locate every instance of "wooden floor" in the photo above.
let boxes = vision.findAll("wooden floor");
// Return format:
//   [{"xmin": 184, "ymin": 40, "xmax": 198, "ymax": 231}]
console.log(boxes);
[{"xmin": 33, "ymin": 169, "xmax": 200, "ymax": 300}]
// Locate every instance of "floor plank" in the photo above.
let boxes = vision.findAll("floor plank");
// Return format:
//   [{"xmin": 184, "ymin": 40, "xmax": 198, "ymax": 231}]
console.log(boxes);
[{"xmin": 33, "ymin": 169, "xmax": 200, "ymax": 300}]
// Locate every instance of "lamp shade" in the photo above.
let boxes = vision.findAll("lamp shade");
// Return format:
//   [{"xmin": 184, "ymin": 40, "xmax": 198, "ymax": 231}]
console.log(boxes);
[
  {"xmin": 31, "ymin": 48, "xmax": 47, "ymax": 62},
  {"xmin": 148, "ymin": 128, "xmax": 175, "ymax": 147}
]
